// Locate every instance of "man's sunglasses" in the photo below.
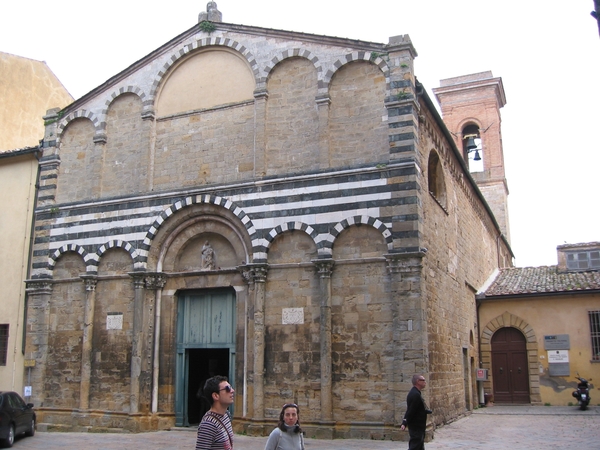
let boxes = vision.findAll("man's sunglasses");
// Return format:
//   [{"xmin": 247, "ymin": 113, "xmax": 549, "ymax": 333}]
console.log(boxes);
[{"xmin": 219, "ymin": 385, "xmax": 234, "ymax": 393}]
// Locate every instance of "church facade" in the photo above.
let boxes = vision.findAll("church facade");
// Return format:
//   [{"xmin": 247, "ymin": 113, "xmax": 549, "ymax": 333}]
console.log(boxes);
[{"xmin": 25, "ymin": 3, "xmax": 513, "ymax": 439}]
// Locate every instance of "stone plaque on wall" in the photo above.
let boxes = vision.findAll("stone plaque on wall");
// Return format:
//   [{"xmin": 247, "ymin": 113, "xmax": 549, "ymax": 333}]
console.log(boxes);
[
  {"xmin": 107, "ymin": 312, "xmax": 123, "ymax": 330},
  {"xmin": 544, "ymin": 334, "xmax": 570, "ymax": 350},
  {"xmin": 548, "ymin": 349, "xmax": 570, "ymax": 376},
  {"xmin": 282, "ymin": 308, "xmax": 304, "ymax": 325}
]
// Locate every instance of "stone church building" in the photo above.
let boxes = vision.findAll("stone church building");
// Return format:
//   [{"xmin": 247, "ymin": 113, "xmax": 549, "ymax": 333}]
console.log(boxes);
[{"xmin": 25, "ymin": 2, "xmax": 513, "ymax": 439}]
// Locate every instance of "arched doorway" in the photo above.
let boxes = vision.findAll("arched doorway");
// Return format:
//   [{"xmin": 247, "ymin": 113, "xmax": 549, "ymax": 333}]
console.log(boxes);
[
  {"xmin": 175, "ymin": 288, "xmax": 236, "ymax": 426},
  {"xmin": 491, "ymin": 327, "xmax": 530, "ymax": 403}
]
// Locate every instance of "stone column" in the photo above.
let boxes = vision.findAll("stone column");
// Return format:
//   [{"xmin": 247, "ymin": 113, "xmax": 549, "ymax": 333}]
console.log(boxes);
[
  {"xmin": 145, "ymin": 273, "xmax": 167, "ymax": 414},
  {"xmin": 79, "ymin": 275, "xmax": 98, "ymax": 410},
  {"xmin": 249, "ymin": 264, "xmax": 268, "ymax": 422},
  {"xmin": 313, "ymin": 259, "xmax": 334, "ymax": 422},
  {"xmin": 315, "ymin": 95, "xmax": 331, "ymax": 170},
  {"xmin": 252, "ymin": 87, "xmax": 268, "ymax": 178},
  {"xmin": 24, "ymin": 279, "xmax": 53, "ymax": 407},
  {"xmin": 129, "ymin": 273, "xmax": 146, "ymax": 414}
]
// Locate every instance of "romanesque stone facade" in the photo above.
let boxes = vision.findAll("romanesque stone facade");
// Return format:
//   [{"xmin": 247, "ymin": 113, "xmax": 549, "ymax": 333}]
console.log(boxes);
[{"xmin": 24, "ymin": 3, "xmax": 512, "ymax": 440}]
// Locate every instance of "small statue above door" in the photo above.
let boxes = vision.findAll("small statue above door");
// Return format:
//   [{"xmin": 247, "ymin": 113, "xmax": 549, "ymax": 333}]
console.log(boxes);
[{"xmin": 201, "ymin": 241, "xmax": 216, "ymax": 270}]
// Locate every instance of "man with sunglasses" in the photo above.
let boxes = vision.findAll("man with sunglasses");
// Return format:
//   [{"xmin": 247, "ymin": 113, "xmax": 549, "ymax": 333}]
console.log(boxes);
[
  {"xmin": 195, "ymin": 375, "xmax": 235, "ymax": 450},
  {"xmin": 400, "ymin": 374, "xmax": 432, "ymax": 450}
]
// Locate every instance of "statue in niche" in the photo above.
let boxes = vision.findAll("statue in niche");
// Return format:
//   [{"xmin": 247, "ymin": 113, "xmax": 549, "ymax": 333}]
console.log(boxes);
[{"xmin": 201, "ymin": 241, "xmax": 216, "ymax": 270}]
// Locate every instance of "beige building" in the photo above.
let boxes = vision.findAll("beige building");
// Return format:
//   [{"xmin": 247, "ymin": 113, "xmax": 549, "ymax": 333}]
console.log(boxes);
[
  {"xmin": 0, "ymin": 52, "xmax": 73, "ymax": 151},
  {"xmin": 478, "ymin": 242, "xmax": 600, "ymax": 406},
  {"xmin": 24, "ymin": 3, "xmax": 514, "ymax": 439},
  {"xmin": 0, "ymin": 52, "xmax": 72, "ymax": 393}
]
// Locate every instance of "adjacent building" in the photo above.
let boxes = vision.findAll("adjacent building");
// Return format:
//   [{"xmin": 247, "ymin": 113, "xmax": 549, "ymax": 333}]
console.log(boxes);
[
  {"xmin": 24, "ymin": 3, "xmax": 513, "ymax": 439},
  {"xmin": 0, "ymin": 52, "xmax": 72, "ymax": 393},
  {"xmin": 478, "ymin": 242, "xmax": 600, "ymax": 406}
]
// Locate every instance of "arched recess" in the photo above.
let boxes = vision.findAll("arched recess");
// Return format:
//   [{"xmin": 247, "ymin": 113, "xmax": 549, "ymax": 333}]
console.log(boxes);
[
  {"xmin": 265, "ymin": 57, "xmax": 319, "ymax": 176},
  {"xmin": 146, "ymin": 202, "xmax": 253, "ymax": 273},
  {"xmin": 328, "ymin": 60, "xmax": 388, "ymax": 169},
  {"xmin": 55, "ymin": 117, "xmax": 96, "ymax": 203},
  {"xmin": 263, "ymin": 227, "xmax": 320, "ymax": 410},
  {"xmin": 89, "ymin": 247, "xmax": 134, "ymax": 412},
  {"xmin": 48, "ymin": 243, "xmax": 88, "ymax": 274},
  {"xmin": 428, "ymin": 150, "xmax": 447, "ymax": 209},
  {"xmin": 155, "ymin": 47, "xmax": 255, "ymax": 117},
  {"xmin": 45, "ymin": 251, "xmax": 87, "ymax": 409},
  {"xmin": 145, "ymin": 201, "xmax": 252, "ymax": 425},
  {"xmin": 57, "ymin": 109, "xmax": 101, "ymax": 144},
  {"xmin": 141, "ymin": 196, "xmax": 256, "ymax": 271},
  {"xmin": 320, "ymin": 215, "xmax": 393, "ymax": 257},
  {"xmin": 329, "ymin": 222, "xmax": 392, "ymax": 422},
  {"xmin": 149, "ymin": 37, "xmax": 260, "ymax": 105},
  {"xmin": 102, "ymin": 93, "xmax": 148, "ymax": 197},
  {"xmin": 480, "ymin": 312, "xmax": 542, "ymax": 405}
]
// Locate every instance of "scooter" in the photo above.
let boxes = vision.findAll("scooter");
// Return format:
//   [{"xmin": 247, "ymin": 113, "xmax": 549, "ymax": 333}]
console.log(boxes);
[{"xmin": 572, "ymin": 374, "xmax": 592, "ymax": 410}]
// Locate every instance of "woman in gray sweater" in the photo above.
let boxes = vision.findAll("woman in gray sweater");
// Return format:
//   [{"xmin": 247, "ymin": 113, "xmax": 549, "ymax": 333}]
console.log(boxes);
[{"xmin": 264, "ymin": 403, "xmax": 305, "ymax": 450}]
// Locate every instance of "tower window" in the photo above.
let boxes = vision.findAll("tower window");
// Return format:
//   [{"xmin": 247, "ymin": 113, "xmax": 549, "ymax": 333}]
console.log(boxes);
[{"xmin": 462, "ymin": 124, "xmax": 483, "ymax": 172}]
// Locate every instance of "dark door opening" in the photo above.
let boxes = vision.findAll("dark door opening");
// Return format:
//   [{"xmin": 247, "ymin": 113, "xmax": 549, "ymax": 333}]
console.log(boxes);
[
  {"xmin": 187, "ymin": 348, "xmax": 230, "ymax": 425},
  {"xmin": 491, "ymin": 327, "xmax": 530, "ymax": 404}
]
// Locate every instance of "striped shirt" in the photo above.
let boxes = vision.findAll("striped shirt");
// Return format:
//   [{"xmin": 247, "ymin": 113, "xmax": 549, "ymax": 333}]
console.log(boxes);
[{"xmin": 195, "ymin": 411, "xmax": 233, "ymax": 450}]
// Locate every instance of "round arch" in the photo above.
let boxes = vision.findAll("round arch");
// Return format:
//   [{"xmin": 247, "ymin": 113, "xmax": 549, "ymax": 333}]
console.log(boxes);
[{"xmin": 480, "ymin": 312, "xmax": 542, "ymax": 405}]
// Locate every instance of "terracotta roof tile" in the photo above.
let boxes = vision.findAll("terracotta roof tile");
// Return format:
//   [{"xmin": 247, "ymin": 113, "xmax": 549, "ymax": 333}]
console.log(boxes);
[{"xmin": 483, "ymin": 266, "xmax": 600, "ymax": 297}]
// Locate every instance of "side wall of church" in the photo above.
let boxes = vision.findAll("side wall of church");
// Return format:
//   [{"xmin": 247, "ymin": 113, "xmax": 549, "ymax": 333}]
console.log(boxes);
[{"xmin": 417, "ymin": 104, "xmax": 512, "ymax": 424}]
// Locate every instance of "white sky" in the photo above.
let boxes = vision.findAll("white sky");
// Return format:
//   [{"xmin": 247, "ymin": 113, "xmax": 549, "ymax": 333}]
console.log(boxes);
[{"xmin": 2, "ymin": 1, "xmax": 599, "ymax": 268}]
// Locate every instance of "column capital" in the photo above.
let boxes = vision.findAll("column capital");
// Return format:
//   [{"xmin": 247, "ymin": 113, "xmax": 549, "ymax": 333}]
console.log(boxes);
[
  {"xmin": 312, "ymin": 258, "xmax": 335, "ymax": 278},
  {"xmin": 128, "ymin": 271, "xmax": 147, "ymax": 289},
  {"xmin": 25, "ymin": 279, "xmax": 53, "ymax": 294},
  {"xmin": 144, "ymin": 273, "xmax": 167, "ymax": 290},
  {"xmin": 80, "ymin": 275, "xmax": 98, "ymax": 291},
  {"xmin": 239, "ymin": 263, "xmax": 269, "ymax": 284},
  {"xmin": 385, "ymin": 250, "xmax": 426, "ymax": 274}
]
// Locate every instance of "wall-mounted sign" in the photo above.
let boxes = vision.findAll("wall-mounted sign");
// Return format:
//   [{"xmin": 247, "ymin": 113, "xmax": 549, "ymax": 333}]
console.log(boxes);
[
  {"xmin": 548, "ymin": 350, "xmax": 569, "ymax": 363},
  {"xmin": 548, "ymin": 349, "xmax": 570, "ymax": 376},
  {"xmin": 476, "ymin": 369, "xmax": 488, "ymax": 381},
  {"xmin": 544, "ymin": 334, "xmax": 570, "ymax": 350}
]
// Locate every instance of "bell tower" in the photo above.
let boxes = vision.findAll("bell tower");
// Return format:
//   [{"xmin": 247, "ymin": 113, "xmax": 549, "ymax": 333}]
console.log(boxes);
[{"xmin": 433, "ymin": 71, "xmax": 511, "ymax": 243}]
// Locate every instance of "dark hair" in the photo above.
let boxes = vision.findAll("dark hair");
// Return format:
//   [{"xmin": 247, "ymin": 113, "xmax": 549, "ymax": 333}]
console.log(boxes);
[
  {"xmin": 203, "ymin": 375, "xmax": 229, "ymax": 405},
  {"xmin": 277, "ymin": 403, "xmax": 302, "ymax": 433}
]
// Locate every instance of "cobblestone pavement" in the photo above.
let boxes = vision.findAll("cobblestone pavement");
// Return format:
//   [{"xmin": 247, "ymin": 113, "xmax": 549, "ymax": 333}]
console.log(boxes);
[{"xmin": 9, "ymin": 406, "xmax": 600, "ymax": 449}]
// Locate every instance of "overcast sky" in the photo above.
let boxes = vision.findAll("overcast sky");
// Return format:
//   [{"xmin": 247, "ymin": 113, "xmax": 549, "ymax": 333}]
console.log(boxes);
[{"xmin": 2, "ymin": 1, "xmax": 599, "ymax": 267}]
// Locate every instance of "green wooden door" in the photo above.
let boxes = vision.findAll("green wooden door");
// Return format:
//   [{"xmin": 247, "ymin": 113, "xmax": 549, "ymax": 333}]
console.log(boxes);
[{"xmin": 175, "ymin": 288, "xmax": 235, "ymax": 426}]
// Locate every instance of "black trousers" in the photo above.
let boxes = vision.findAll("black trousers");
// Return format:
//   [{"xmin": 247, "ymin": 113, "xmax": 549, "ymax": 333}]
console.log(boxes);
[{"xmin": 408, "ymin": 427, "xmax": 425, "ymax": 450}]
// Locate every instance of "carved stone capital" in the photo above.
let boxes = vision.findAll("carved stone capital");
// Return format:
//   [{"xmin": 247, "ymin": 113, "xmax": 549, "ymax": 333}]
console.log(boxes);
[
  {"xmin": 145, "ymin": 273, "xmax": 167, "ymax": 290},
  {"xmin": 80, "ymin": 275, "xmax": 98, "ymax": 291},
  {"xmin": 240, "ymin": 263, "xmax": 269, "ymax": 284},
  {"xmin": 25, "ymin": 279, "xmax": 53, "ymax": 294},
  {"xmin": 312, "ymin": 259, "xmax": 335, "ymax": 278},
  {"xmin": 385, "ymin": 250, "xmax": 426, "ymax": 274},
  {"xmin": 129, "ymin": 272, "xmax": 148, "ymax": 289}
]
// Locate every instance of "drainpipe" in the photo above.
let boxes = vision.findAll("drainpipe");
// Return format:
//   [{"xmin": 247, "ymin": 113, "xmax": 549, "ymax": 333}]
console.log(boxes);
[{"xmin": 476, "ymin": 297, "xmax": 485, "ymax": 406}]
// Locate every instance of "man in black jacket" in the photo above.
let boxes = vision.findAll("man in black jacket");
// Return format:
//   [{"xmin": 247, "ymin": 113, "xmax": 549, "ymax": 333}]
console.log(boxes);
[{"xmin": 400, "ymin": 374, "xmax": 431, "ymax": 450}]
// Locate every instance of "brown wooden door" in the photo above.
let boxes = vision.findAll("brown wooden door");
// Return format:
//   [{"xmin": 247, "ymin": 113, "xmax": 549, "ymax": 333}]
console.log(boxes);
[{"xmin": 491, "ymin": 327, "xmax": 530, "ymax": 403}]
